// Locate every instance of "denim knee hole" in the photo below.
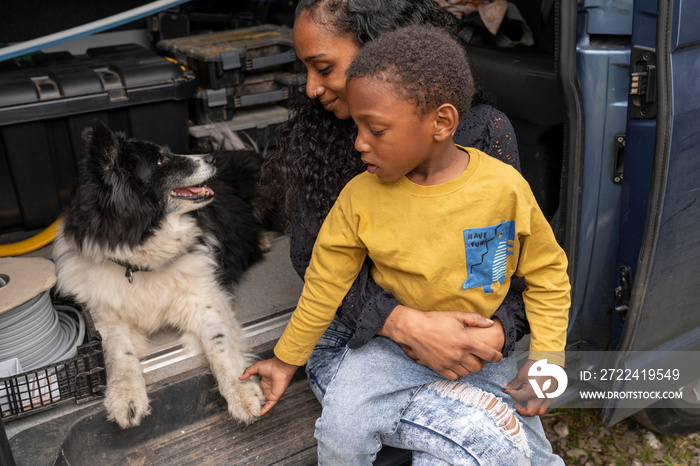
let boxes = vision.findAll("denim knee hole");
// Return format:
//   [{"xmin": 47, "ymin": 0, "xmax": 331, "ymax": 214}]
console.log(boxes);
[{"xmin": 428, "ymin": 380, "xmax": 531, "ymax": 457}]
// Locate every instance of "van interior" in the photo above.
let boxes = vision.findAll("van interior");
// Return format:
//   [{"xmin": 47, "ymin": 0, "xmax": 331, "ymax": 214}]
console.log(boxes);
[{"xmin": 0, "ymin": 1, "xmax": 571, "ymax": 463}]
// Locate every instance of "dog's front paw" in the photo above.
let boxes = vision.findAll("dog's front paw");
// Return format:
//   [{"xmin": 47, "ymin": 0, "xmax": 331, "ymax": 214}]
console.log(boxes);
[
  {"xmin": 105, "ymin": 380, "xmax": 151, "ymax": 429},
  {"xmin": 221, "ymin": 378, "xmax": 265, "ymax": 424}
]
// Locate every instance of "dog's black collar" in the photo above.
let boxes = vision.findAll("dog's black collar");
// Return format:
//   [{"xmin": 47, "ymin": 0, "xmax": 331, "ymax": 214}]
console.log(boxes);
[
  {"xmin": 109, "ymin": 243, "xmax": 202, "ymax": 284},
  {"xmin": 110, "ymin": 259, "xmax": 152, "ymax": 284}
]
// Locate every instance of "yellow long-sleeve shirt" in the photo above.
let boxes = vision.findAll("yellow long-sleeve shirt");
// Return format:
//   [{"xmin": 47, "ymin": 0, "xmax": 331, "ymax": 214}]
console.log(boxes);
[{"xmin": 275, "ymin": 147, "xmax": 570, "ymax": 366}]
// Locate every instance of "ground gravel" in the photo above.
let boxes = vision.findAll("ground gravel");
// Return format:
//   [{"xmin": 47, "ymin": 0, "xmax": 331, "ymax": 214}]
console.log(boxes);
[{"xmin": 541, "ymin": 408, "xmax": 700, "ymax": 465}]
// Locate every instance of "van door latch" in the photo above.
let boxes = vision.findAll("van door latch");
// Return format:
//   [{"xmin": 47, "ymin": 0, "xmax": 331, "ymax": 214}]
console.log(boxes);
[
  {"xmin": 614, "ymin": 266, "xmax": 632, "ymax": 320},
  {"xmin": 629, "ymin": 46, "xmax": 657, "ymax": 119},
  {"xmin": 613, "ymin": 134, "xmax": 625, "ymax": 184}
]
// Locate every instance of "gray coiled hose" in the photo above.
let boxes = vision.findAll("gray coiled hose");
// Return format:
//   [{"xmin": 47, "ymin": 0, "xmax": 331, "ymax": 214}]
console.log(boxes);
[{"xmin": 0, "ymin": 285, "xmax": 85, "ymax": 371}]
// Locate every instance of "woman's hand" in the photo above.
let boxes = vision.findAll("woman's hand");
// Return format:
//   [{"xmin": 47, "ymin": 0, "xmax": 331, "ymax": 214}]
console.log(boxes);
[{"xmin": 379, "ymin": 306, "xmax": 504, "ymax": 380}]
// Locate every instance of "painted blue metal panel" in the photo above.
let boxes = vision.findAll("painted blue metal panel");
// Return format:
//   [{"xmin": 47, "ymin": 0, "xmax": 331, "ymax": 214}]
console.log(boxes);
[
  {"xmin": 567, "ymin": 7, "xmax": 631, "ymax": 351},
  {"xmin": 612, "ymin": 0, "xmax": 700, "ymax": 353},
  {"xmin": 612, "ymin": 0, "xmax": 658, "ymax": 348},
  {"xmin": 676, "ymin": 0, "xmax": 700, "ymax": 47},
  {"xmin": 629, "ymin": 42, "xmax": 700, "ymax": 350},
  {"xmin": 604, "ymin": 0, "xmax": 700, "ymax": 419},
  {"xmin": 583, "ymin": 0, "xmax": 634, "ymax": 35}
]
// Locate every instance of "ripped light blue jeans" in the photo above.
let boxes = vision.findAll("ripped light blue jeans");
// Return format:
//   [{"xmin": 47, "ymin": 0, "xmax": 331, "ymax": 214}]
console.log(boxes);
[{"xmin": 306, "ymin": 319, "xmax": 563, "ymax": 466}]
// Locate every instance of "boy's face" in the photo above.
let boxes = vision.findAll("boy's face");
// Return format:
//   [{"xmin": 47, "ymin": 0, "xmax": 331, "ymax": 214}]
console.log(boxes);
[{"xmin": 347, "ymin": 77, "xmax": 436, "ymax": 183}]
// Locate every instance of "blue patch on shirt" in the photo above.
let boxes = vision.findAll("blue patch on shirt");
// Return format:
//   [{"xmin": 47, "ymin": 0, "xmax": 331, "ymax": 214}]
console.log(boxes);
[{"xmin": 462, "ymin": 221, "xmax": 515, "ymax": 293}]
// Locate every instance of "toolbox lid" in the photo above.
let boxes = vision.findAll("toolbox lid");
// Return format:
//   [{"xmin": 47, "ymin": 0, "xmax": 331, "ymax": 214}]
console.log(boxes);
[
  {"xmin": 0, "ymin": 44, "xmax": 196, "ymax": 126},
  {"xmin": 157, "ymin": 24, "xmax": 294, "ymax": 68}
]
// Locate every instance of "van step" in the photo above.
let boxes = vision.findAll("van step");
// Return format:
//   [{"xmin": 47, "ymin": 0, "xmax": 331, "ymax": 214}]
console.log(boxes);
[
  {"xmin": 9, "ymin": 370, "xmax": 318, "ymax": 465},
  {"xmin": 9, "ymin": 368, "xmax": 411, "ymax": 465}
]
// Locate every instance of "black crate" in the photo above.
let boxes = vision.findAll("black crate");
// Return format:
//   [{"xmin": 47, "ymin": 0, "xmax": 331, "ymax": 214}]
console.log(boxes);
[
  {"xmin": 0, "ymin": 301, "xmax": 106, "ymax": 421},
  {"xmin": 0, "ymin": 44, "xmax": 197, "ymax": 234},
  {"xmin": 157, "ymin": 24, "xmax": 299, "ymax": 90},
  {"xmin": 189, "ymin": 105, "xmax": 289, "ymax": 153},
  {"xmin": 192, "ymin": 71, "xmax": 304, "ymax": 124}
]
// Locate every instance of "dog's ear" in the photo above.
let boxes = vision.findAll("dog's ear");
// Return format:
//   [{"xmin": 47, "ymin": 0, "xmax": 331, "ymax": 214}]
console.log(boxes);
[{"xmin": 85, "ymin": 119, "xmax": 120, "ymax": 166}]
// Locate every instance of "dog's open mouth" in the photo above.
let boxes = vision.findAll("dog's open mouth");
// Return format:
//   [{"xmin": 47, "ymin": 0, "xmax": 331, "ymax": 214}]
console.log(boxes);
[{"xmin": 170, "ymin": 186, "xmax": 214, "ymax": 203}]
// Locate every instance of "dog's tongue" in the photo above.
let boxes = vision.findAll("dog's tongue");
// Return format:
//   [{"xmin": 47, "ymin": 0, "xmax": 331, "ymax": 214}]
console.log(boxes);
[{"xmin": 171, "ymin": 186, "xmax": 214, "ymax": 197}]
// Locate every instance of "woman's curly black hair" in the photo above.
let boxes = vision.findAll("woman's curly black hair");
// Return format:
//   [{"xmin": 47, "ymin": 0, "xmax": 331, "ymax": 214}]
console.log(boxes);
[
  {"xmin": 346, "ymin": 25, "xmax": 475, "ymax": 123},
  {"xmin": 259, "ymin": 0, "xmax": 457, "ymax": 228}
]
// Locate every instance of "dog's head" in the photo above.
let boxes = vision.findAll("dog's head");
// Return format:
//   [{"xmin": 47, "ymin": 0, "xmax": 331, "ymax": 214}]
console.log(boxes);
[
  {"xmin": 84, "ymin": 120, "xmax": 216, "ymax": 214},
  {"xmin": 63, "ymin": 120, "xmax": 217, "ymax": 250}
]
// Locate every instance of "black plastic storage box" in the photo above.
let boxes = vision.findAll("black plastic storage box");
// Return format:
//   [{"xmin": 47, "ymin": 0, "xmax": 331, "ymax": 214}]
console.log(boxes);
[
  {"xmin": 157, "ymin": 24, "xmax": 298, "ymax": 90},
  {"xmin": 0, "ymin": 44, "xmax": 197, "ymax": 234},
  {"xmin": 191, "ymin": 71, "xmax": 304, "ymax": 124}
]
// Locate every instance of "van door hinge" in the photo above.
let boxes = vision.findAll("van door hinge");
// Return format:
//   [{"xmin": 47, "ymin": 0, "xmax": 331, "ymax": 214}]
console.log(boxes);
[
  {"xmin": 629, "ymin": 46, "xmax": 657, "ymax": 119},
  {"xmin": 614, "ymin": 266, "xmax": 632, "ymax": 320}
]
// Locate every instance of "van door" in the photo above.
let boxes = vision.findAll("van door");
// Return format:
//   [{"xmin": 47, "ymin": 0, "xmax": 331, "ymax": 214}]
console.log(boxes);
[{"xmin": 603, "ymin": 0, "xmax": 700, "ymax": 431}]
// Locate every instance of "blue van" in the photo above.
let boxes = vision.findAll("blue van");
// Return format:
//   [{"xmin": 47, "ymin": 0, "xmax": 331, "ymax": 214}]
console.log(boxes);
[
  {"xmin": 465, "ymin": 0, "xmax": 700, "ymax": 435},
  {"xmin": 0, "ymin": 0, "xmax": 698, "ymax": 463},
  {"xmin": 450, "ymin": 0, "xmax": 700, "ymax": 437},
  {"xmin": 559, "ymin": 0, "xmax": 699, "ymax": 434}
]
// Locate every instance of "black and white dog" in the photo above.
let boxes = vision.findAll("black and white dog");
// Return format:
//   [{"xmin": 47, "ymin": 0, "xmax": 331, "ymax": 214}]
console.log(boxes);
[{"xmin": 54, "ymin": 120, "xmax": 266, "ymax": 428}]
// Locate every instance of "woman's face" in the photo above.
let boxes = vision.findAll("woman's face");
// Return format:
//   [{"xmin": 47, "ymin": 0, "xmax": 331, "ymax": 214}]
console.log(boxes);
[{"xmin": 293, "ymin": 11, "xmax": 361, "ymax": 120}]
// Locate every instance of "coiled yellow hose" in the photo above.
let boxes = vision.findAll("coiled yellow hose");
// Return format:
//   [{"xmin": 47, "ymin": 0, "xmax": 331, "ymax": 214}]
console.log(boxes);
[{"xmin": 0, "ymin": 218, "xmax": 62, "ymax": 257}]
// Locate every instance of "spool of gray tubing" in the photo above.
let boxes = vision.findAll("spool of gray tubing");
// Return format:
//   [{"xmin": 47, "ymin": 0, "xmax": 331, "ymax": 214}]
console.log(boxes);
[{"xmin": 0, "ymin": 280, "xmax": 85, "ymax": 371}]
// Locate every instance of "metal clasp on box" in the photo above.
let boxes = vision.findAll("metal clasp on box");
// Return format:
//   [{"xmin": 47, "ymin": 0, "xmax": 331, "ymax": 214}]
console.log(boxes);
[
  {"xmin": 30, "ymin": 76, "xmax": 61, "ymax": 101},
  {"xmin": 95, "ymin": 67, "xmax": 128, "ymax": 101}
]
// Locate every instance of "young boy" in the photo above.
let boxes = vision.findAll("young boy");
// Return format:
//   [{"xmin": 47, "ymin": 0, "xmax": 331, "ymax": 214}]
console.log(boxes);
[{"xmin": 242, "ymin": 24, "xmax": 569, "ymax": 464}]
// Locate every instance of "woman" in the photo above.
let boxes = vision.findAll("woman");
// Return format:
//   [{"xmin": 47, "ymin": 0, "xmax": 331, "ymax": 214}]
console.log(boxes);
[
  {"xmin": 264, "ymin": 0, "xmax": 527, "ymax": 383},
  {"xmin": 259, "ymin": 0, "xmax": 559, "ymax": 463}
]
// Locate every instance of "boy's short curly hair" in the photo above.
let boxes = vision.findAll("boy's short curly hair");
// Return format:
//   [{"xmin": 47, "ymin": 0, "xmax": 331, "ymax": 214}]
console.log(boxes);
[{"xmin": 346, "ymin": 24, "xmax": 474, "ymax": 121}]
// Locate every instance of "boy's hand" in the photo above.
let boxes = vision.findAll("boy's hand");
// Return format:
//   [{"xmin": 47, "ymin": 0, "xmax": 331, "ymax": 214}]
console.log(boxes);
[
  {"xmin": 503, "ymin": 359, "xmax": 555, "ymax": 416},
  {"xmin": 240, "ymin": 357, "xmax": 299, "ymax": 415}
]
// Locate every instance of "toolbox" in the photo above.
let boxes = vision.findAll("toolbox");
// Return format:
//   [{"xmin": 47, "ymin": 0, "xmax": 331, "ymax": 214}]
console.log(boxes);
[
  {"xmin": 157, "ymin": 24, "xmax": 298, "ymax": 90},
  {"xmin": 0, "ymin": 44, "xmax": 197, "ymax": 234},
  {"xmin": 191, "ymin": 71, "xmax": 304, "ymax": 124}
]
